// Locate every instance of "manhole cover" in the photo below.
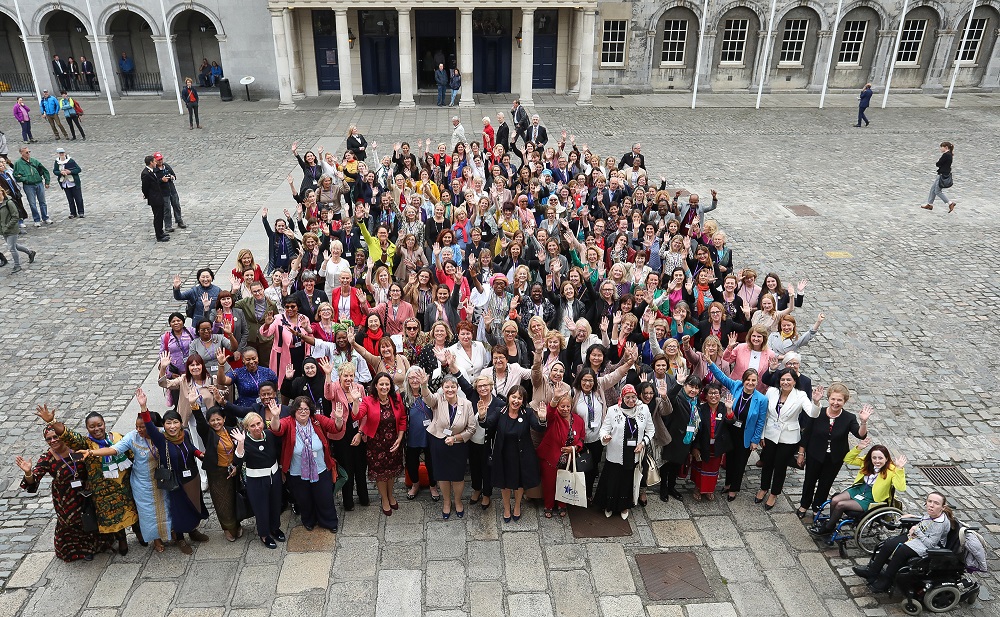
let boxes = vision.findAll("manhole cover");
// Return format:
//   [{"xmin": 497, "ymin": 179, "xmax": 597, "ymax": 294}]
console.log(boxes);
[
  {"xmin": 636, "ymin": 552, "xmax": 712, "ymax": 600},
  {"xmin": 568, "ymin": 505, "xmax": 633, "ymax": 538},
  {"xmin": 917, "ymin": 465, "xmax": 974, "ymax": 487},
  {"xmin": 784, "ymin": 204, "xmax": 819, "ymax": 216}
]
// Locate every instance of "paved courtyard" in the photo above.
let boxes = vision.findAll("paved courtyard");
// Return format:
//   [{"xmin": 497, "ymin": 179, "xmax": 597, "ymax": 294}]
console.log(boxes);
[{"xmin": 0, "ymin": 94, "xmax": 998, "ymax": 617}]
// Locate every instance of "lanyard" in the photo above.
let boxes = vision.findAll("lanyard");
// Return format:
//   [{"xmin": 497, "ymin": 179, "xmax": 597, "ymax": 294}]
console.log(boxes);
[
  {"xmin": 53, "ymin": 451, "xmax": 79, "ymax": 480},
  {"xmin": 585, "ymin": 393, "xmax": 596, "ymax": 427},
  {"xmin": 306, "ymin": 383, "xmax": 322, "ymax": 409}
]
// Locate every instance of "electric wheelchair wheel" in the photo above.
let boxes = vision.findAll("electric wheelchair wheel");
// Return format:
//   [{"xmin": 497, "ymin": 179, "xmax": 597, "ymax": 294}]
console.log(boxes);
[
  {"xmin": 855, "ymin": 507, "xmax": 904, "ymax": 555},
  {"xmin": 923, "ymin": 584, "xmax": 962, "ymax": 613},
  {"xmin": 901, "ymin": 598, "xmax": 923, "ymax": 615}
]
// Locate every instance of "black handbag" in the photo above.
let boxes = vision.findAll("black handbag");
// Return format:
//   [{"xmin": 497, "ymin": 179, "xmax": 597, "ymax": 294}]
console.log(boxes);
[
  {"xmin": 939, "ymin": 173, "xmax": 954, "ymax": 189},
  {"xmin": 574, "ymin": 452, "xmax": 595, "ymax": 474},
  {"xmin": 154, "ymin": 447, "xmax": 179, "ymax": 492},
  {"xmin": 79, "ymin": 490, "xmax": 99, "ymax": 533},
  {"xmin": 235, "ymin": 487, "xmax": 253, "ymax": 521}
]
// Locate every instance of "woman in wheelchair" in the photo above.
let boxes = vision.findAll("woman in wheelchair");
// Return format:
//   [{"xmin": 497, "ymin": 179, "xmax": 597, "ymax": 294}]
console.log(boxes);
[
  {"xmin": 810, "ymin": 439, "xmax": 907, "ymax": 536},
  {"xmin": 853, "ymin": 492, "xmax": 953, "ymax": 593}
]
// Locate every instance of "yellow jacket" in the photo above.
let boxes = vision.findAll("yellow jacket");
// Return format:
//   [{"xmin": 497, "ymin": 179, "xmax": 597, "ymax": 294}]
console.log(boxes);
[{"xmin": 844, "ymin": 445, "xmax": 906, "ymax": 505}]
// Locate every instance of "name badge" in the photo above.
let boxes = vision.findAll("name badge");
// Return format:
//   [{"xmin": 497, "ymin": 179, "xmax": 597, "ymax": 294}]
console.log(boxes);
[
  {"xmin": 685, "ymin": 426, "xmax": 696, "ymax": 435},
  {"xmin": 280, "ymin": 254, "xmax": 287, "ymax": 260},
  {"xmin": 443, "ymin": 428, "xmax": 453, "ymax": 436},
  {"xmin": 422, "ymin": 419, "xmax": 431, "ymax": 427},
  {"xmin": 590, "ymin": 420, "xmax": 599, "ymax": 428},
  {"xmin": 103, "ymin": 471, "xmax": 118, "ymax": 479},
  {"xmin": 182, "ymin": 470, "xmax": 193, "ymax": 478},
  {"xmin": 70, "ymin": 480, "xmax": 82, "ymax": 488},
  {"xmin": 715, "ymin": 414, "xmax": 723, "ymax": 421},
  {"xmin": 733, "ymin": 421, "xmax": 743, "ymax": 428},
  {"xmin": 626, "ymin": 440, "xmax": 638, "ymax": 447}
]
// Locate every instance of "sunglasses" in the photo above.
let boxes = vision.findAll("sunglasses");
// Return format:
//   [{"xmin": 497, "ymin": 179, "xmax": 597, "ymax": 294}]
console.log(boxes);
[{"xmin": 405, "ymin": 326, "xmax": 419, "ymax": 331}]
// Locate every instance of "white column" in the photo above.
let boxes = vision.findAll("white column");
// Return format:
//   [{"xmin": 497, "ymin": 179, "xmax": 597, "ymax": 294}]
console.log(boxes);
[
  {"xmin": 755, "ymin": 0, "xmax": 778, "ymax": 109},
  {"xmin": 270, "ymin": 8, "xmax": 295, "ymax": 108},
  {"xmin": 577, "ymin": 9, "xmax": 596, "ymax": 105},
  {"xmin": 85, "ymin": 0, "xmax": 117, "ymax": 114},
  {"xmin": 459, "ymin": 8, "xmax": 474, "ymax": 107},
  {"xmin": 22, "ymin": 35, "xmax": 56, "ymax": 95},
  {"xmin": 520, "ymin": 8, "xmax": 535, "ymax": 105},
  {"xmin": 691, "ymin": 0, "xmax": 712, "ymax": 109},
  {"xmin": 151, "ymin": 35, "xmax": 180, "ymax": 98},
  {"xmin": 810, "ymin": 30, "xmax": 834, "ymax": 93},
  {"xmin": 11, "ymin": 0, "xmax": 42, "ymax": 101},
  {"xmin": 334, "ymin": 9, "xmax": 355, "ymax": 108},
  {"xmin": 881, "ymin": 0, "xmax": 910, "ymax": 108},
  {"xmin": 870, "ymin": 29, "xmax": 897, "ymax": 88},
  {"xmin": 398, "ymin": 8, "xmax": 415, "ymax": 108},
  {"xmin": 568, "ymin": 8, "xmax": 583, "ymax": 93},
  {"xmin": 283, "ymin": 8, "xmax": 303, "ymax": 99}
]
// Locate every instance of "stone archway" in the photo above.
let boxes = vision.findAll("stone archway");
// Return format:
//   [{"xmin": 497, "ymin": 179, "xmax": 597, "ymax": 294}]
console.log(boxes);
[
  {"xmin": 108, "ymin": 11, "xmax": 162, "ymax": 92},
  {"xmin": 171, "ymin": 9, "xmax": 224, "ymax": 88},
  {"xmin": 0, "ymin": 12, "xmax": 32, "ymax": 94},
  {"xmin": 41, "ymin": 10, "xmax": 94, "ymax": 92}
]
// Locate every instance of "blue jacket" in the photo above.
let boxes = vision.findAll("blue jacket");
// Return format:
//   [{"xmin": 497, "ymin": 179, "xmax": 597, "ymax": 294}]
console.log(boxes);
[
  {"xmin": 859, "ymin": 88, "xmax": 873, "ymax": 108},
  {"xmin": 708, "ymin": 362, "xmax": 767, "ymax": 448},
  {"xmin": 119, "ymin": 57, "xmax": 135, "ymax": 73},
  {"xmin": 173, "ymin": 283, "xmax": 222, "ymax": 322},
  {"xmin": 40, "ymin": 95, "xmax": 60, "ymax": 116}
]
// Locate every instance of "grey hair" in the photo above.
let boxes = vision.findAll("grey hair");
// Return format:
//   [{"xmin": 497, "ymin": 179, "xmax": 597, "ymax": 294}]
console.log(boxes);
[
  {"xmin": 301, "ymin": 271, "xmax": 317, "ymax": 282},
  {"xmin": 784, "ymin": 351, "xmax": 801, "ymax": 364},
  {"xmin": 441, "ymin": 374, "xmax": 459, "ymax": 386}
]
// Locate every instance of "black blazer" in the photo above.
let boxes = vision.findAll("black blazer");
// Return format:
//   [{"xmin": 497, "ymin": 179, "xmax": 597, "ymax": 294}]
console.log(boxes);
[
  {"xmin": 800, "ymin": 408, "xmax": 863, "ymax": 463},
  {"xmin": 692, "ymin": 403, "xmax": 733, "ymax": 456},
  {"xmin": 527, "ymin": 125, "xmax": 548, "ymax": 146},
  {"xmin": 495, "ymin": 122, "xmax": 510, "ymax": 150},
  {"xmin": 693, "ymin": 317, "xmax": 748, "ymax": 349},
  {"xmin": 141, "ymin": 167, "xmax": 164, "ymax": 206},
  {"xmin": 286, "ymin": 289, "xmax": 329, "ymax": 323},
  {"xmin": 347, "ymin": 134, "xmax": 368, "ymax": 161},
  {"xmin": 52, "ymin": 59, "xmax": 68, "ymax": 75},
  {"xmin": 618, "ymin": 152, "xmax": 645, "ymax": 170}
]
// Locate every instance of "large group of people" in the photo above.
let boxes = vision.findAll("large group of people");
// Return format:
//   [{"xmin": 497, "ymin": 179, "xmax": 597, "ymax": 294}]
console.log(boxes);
[{"xmin": 15, "ymin": 103, "xmax": 956, "ymax": 601}]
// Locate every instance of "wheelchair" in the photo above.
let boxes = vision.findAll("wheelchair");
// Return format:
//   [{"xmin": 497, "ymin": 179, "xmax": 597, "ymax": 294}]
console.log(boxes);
[
  {"xmin": 890, "ymin": 516, "xmax": 983, "ymax": 615},
  {"xmin": 809, "ymin": 487, "xmax": 905, "ymax": 558}
]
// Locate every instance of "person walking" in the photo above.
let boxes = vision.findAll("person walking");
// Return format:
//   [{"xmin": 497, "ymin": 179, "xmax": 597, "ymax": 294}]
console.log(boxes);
[
  {"xmin": 58, "ymin": 91, "xmax": 85, "ymax": 141},
  {"xmin": 12, "ymin": 146, "xmax": 52, "ymax": 226},
  {"xmin": 921, "ymin": 141, "xmax": 956, "ymax": 213},
  {"xmin": 40, "ymin": 90, "xmax": 69, "ymax": 141},
  {"xmin": 154, "ymin": 152, "xmax": 186, "ymax": 231},
  {"xmin": 448, "ymin": 68, "xmax": 462, "ymax": 106},
  {"xmin": 1, "ymin": 185, "xmax": 36, "ymax": 272},
  {"xmin": 181, "ymin": 78, "xmax": 201, "ymax": 129},
  {"xmin": 0, "ymin": 158, "xmax": 29, "ymax": 232},
  {"xmin": 12, "ymin": 98, "xmax": 36, "ymax": 144},
  {"xmin": 434, "ymin": 63, "xmax": 448, "ymax": 107},
  {"xmin": 141, "ymin": 155, "xmax": 168, "ymax": 242},
  {"xmin": 855, "ymin": 83, "xmax": 872, "ymax": 127},
  {"xmin": 53, "ymin": 147, "xmax": 84, "ymax": 219}
]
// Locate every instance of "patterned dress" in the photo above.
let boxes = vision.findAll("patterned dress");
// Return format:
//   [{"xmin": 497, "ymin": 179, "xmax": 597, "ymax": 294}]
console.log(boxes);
[
  {"xmin": 21, "ymin": 451, "xmax": 111, "ymax": 562},
  {"xmin": 60, "ymin": 429, "xmax": 139, "ymax": 535},
  {"xmin": 111, "ymin": 431, "xmax": 173, "ymax": 543},
  {"xmin": 367, "ymin": 402, "xmax": 404, "ymax": 481}
]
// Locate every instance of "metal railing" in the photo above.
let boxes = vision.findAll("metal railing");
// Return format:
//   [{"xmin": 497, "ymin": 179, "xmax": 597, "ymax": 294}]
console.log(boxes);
[
  {"xmin": 118, "ymin": 71, "xmax": 162, "ymax": 94},
  {"xmin": 0, "ymin": 73, "xmax": 34, "ymax": 95}
]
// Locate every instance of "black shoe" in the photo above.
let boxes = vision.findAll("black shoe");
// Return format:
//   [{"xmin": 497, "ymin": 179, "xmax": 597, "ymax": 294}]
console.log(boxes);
[
  {"xmin": 659, "ymin": 491, "xmax": 670, "ymax": 502},
  {"xmin": 303, "ymin": 524, "xmax": 315, "ymax": 531},
  {"xmin": 177, "ymin": 223, "xmax": 187, "ymax": 229},
  {"xmin": 668, "ymin": 489, "xmax": 684, "ymax": 501},
  {"xmin": 808, "ymin": 523, "xmax": 833, "ymax": 537},
  {"xmin": 869, "ymin": 577, "xmax": 891, "ymax": 594},
  {"xmin": 79, "ymin": 214, "xmax": 85, "ymax": 218},
  {"xmin": 272, "ymin": 529, "xmax": 286, "ymax": 542},
  {"xmin": 68, "ymin": 214, "xmax": 77, "ymax": 219},
  {"xmin": 157, "ymin": 236, "xmax": 170, "ymax": 242},
  {"xmin": 343, "ymin": 501, "xmax": 355, "ymax": 512},
  {"xmin": 27, "ymin": 250, "xmax": 36, "ymax": 264},
  {"xmin": 261, "ymin": 536, "xmax": 277, "ymax": 549},
  {"xmin": 796, "ymin": 508, "xmax": 808, "ymax": 519},
  {"xmin": 165, "ymin": 227, "xmax": 175, "ymax": 233},
  {"xmin": 852, "ymin": 566, "xmax": 874, "ymax": 581},
  {"xmin": 726, "ymin": 493, "xmax": 738, "ymax": 502},
  {"xmin": 71, "ymin": 137, "xmax": 76, "ymax": 141},
  {"xmin": 359, "ymin": 497, "xmax": 370, "ymax": 507},
  {"xmin": 853, "ymin": 124, "xmax": 861, "ymax": 127},
  {"xmin": 0, "ymin": 254, "xmax": 6, "ymax": 267}
]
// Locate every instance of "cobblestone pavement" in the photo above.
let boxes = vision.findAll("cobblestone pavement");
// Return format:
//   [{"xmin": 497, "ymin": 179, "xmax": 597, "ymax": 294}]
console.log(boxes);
[{"xmin": 0, "ymin": 97, "xmax": 998, "ymax": 617}]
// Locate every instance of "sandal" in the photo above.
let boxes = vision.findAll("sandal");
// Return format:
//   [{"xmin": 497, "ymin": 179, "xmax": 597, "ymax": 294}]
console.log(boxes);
[
  {"xmin": 153, "ymin": 539, "xmax": 165, "ymax": 553},
  {"xmin": 692, "ymin": 491, "xmax": 703, "ymax": 502},
  {"xmin": 544, "ymin": 508, "xmax": 553, "ymax": 518},
  {"xmin": 558, "ymin": 507, "xmax": 568, "ymax": 518},
  {"xmin": 224, "ymin": 530, "xmax": 236, "ymax": 542},
  {"xmin": 706, "ymin": 492, "xmax": 715, "ymax": 501}
]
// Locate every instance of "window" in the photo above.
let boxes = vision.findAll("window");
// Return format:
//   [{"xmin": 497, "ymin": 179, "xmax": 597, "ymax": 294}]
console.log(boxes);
[
  {"xmin": 896, "ymin": 19, "xmax": 926, "ymax": 64},
  {"xmin": 837, "ymin": 20, "xmax": 868, "ymax": 65},
  {"xmin": 721, "ymin": 19, "xmax": 749, "ymax": 64},
  {"xmin": 779, "ymin": 19, "xmax": 809, "ymax": 65},
  {"xmin": 955, "ymin": 18, "xmax": 988, "ymax": 63},
  {"xmin": 660, "ymin": 19, "xmax": 688, "ymax": 65},
  {"xmin": 602, "ymin": 20, "xmax": 627, "ymax": 66}
]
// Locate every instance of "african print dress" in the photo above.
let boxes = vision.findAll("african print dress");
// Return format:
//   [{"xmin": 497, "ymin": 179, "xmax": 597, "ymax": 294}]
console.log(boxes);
[
  {"xmin": 60, "ymin": 429, "xmax": 139, "ymax": 535},
  {"xmin": 21, "ymin": 451, "xmax": 111, "ymax": 562}
]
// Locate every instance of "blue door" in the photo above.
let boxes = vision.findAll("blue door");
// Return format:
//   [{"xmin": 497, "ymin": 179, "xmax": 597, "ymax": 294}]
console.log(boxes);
[
  {"xmin": 359, "ymin": 10, "xmax": 400, "ymax": 94},
  {"xmin": 472, "ymin": 9, "xmax": 512, "ymax": 93},
  {"xmin": 532, "ymin": 10, "xmax": 558, "ymax": 89},
  {"xmin": 312, "ymin": 11, "xmax": 340, "ymax": 90}
]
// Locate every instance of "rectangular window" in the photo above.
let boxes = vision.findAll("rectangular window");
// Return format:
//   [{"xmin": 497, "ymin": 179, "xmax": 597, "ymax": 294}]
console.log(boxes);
[
  {"xmin": 720, "ymin": 19, "xmax": 749, "ymax": 64},
  {"xmin": 955, "ymin": 17, "xmax": 988, "ymax": 63},
  {"xmin": 660, "ymin": 19, "xmax": 688, "ymax": 65},
  {"xmin": 601, "ymin": 20, "xmax": 628, "ymax": 66},
  {"xmin": 779, "ymin": 19, "xmax": 809, "ymax": 65},
  {"xmin": 896, "ymin": 19, "xmax": 926, "ymax": 64},
  {"xmin": 837, "ymin": 20, "xmax": 868, "ymax": 65}
]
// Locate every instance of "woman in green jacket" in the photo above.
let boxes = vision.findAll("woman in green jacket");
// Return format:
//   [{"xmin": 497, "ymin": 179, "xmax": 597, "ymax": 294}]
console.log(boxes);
[{"xmin": 0, "ymin": 185, "xmax": 36, "ymax": 272}]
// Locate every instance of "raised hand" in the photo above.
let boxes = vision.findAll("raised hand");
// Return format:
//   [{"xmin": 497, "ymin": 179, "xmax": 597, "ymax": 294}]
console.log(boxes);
[
  {"xmin": 201, "ymin": 292, "xmax": 211, "ymax": 309},
  {"xmin": 264, "ymin": 310, "xmax": 275, "ymax": 327},
  {"xmin": 857, "ymin": 436, "xmax": 872, "ymax": 450},
  {"xmin": 285, "ymin": 363, "xmax": 296, "ymax": 379},
  {"xmin": 625, "ymin": 342, "xmax": 639, "ymax": 362},
  {"xmin": 262, "ymin": 207, "xmax": 269, "ymax": 218},
  {"xmin": 159, "ymin": 351, "xmax": 171, "ymax": 371},
  {"xmin": 612, "ymin": 311, "xmax": 622, "ymax": 326},
  {"xmin": 812, "ymin": 385, "xmax": 825, "ymax": 403},
  {"xmin": 136, "ymin": 387, "xmax": 148, "ymax": 409},
  {"xmin": 711, "ymin": 189, "xmax": 718, "ymax": 200},
  {"xmin": 230, "ymin": 428, "xmax": 246, "ymax": 444},
  {"xmin": 15, "ymin": 456, "xmax": 33, "ymax": 474},
  {"xmin": 674, "ymin": 364, "xmax": 689, "ymax": 383},
  {"xmin": 173, "ymin": 274, "xmax": 182, "ymax": 288},
  {"xmin": 895, "ymin": 454, "xmax": 908, "ymax": 468},
  {"xmin": 318, "ymin": 357, "xmax": 333, "ymax": 375},
  {"xmin": 35, "ymin": 404, "xmax": 55, "ymax": 424},
  {"xmin": 797, "ymin": 279, "xmax": 808, "ymax": 294},
  {"xmin": 216, "ymin": 348, "xmax": 227, "ymax": 368},
  {"xmin": 722, "ymin": 391, "xmax": 734, "ymax": 409},
  {"xmin": 858, "ymin": 404, "xmax": 874, "ymax": 422}
]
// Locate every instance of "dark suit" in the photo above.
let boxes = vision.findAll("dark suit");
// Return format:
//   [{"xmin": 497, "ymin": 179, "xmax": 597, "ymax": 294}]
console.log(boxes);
[
  {"xmin": 80, "ymin": 61, "xmax": 96, "ymax": 90},
  {"xmin": 0, "ymin": 170, "xmax": 27, "ymax": 219},
  {"xmin": 141, "ymin": 166, "xmax": 165, "ymax": 238},
  {"xmin": 52, "ymin": 59, "xmax": 70, "ymax": 90},
  {"xmin": 286, "ymin": 289, "xmax": 329, "ymax": 323},
  {"xmin": 495, "ymin": 121, "xmax": 510, "ymax": 153},
  {"xmin": 511, "ymin": 105, "xmax": 529, "ymax": 146},
  {"xmin": 618, "ymin": 151, "xmax": 645, "ymax": 170},
  {"xmin": 527, "ymin": 124, "xmax": 548, "ymax": 147}
]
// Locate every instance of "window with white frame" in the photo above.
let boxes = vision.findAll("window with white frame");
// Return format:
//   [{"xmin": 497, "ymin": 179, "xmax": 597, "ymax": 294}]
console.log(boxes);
[
  {"xmin": 779, "ymin": 19, "xmax": 809, "ymax": 64},
  {"xmin": 660, "ymin": 19, "xmax": 688, "ymax": 65},
  {"xmin": 602, "ymin": 20, "xmax": 628, "ymax": 66},
  {"xmin": 720, "ymin": 19, "xmax": 749, "ymax": 64},
  {"xmin": 895, "ymin": 19, "xmax": 926, "ymax": 64},
  {"xmin": 837, "ymin": 20, "xmax": 868, "ymax": 65},
  {"xmin": 955, "ymin": 17, "xmax": 988, "ymax": 63}
]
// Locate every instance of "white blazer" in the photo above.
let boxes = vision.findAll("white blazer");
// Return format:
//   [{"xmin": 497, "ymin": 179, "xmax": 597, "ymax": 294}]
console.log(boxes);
[
  {"xmin": 449, "ymin": 341, "xmax": 489, "ymax": 381},
  {"xmin": 762, "ymin": 388, "xmax": 819, "ymax": 444},
  {"xmin": 599, "ymin": 403, "xmax": 655, "ymax": 465}
]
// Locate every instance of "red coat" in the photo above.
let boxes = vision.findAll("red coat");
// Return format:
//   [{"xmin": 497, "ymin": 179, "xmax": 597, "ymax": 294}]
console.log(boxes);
[
  {"xmin": 232, "ymin": 263, "xmax": 268, "ymax": 288},
  {"xmin": 329, "ymin": 286, "xmax": 369, "ymax": 326},
  {"xmin": 536, "ymin": 409, "xmax": 584, "ymax": 467},
  {"xmin": 270, "ymin": 414, "xmax": 346, "ymax": 474},
  {"xmin": 355, "ymin": 394, "xmax": 407, "ymax": 439}
]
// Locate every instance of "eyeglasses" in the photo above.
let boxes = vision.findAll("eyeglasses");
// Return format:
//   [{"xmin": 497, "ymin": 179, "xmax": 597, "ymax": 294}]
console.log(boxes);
[{"xmin": 405, "ymin": 326, "xmax": 419, "ymax": 331}]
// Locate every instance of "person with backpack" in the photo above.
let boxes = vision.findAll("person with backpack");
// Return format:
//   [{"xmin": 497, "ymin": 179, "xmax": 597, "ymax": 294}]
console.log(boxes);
[
  {"xmin": 181, "ymin": 78, "xmax": 201, "ymax": 130},
  {"xmin": 53, "ymin": 147, "xmax": 84, "ymax": 219},
  {"xmin": 57, "ymin": 91, "xmax": 85, "ymax": 141},
  {"xmin": 40, "ymin": 89, "xmax": 69, "ymax": 141}
]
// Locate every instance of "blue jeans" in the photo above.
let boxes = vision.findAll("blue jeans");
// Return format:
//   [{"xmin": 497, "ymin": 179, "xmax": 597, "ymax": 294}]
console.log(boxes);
[
  {"xmin": 436, "ymin": 85, "xmax": 446, "ymax": 106},
  {"xmin": 449, "ymin": 88, "xmax": 459, "ymax": 106},
  {"xmin": 23, "ymin": 182, "xmax": 48, "ymax": 222}
]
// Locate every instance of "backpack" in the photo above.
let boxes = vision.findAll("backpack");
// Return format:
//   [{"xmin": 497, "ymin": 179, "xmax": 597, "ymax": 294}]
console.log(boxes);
[
  {"xmin": 72, "ymin": 99, "xmax": 84, "ymax": 116},
  {"xmin": 959, "ymin": 526, "xmax": 988, "ymax": 573}
]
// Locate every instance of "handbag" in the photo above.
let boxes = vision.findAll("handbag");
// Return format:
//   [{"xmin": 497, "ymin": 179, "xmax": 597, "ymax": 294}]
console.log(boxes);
[
  {"xmin": 939, "ymin": 173, "xmax": 953, "ymax": 189},
  {"xmin": 235, "ymin": 485, "xmax": 253, "ymax": 521},
  {"xmin": 643, "ymin": 450, "xmax": 661, "ymax": 486},
  {"xmin": 554, "ymin": 455, "xmax": 588, "ymax": 508},
  {"xmin": 154, "ymin": 445, "xmax": 179, "ymax": 492},
  {"xmin": 79, "ymin": 489, "xmax": 99, "ymax": 533},
  {"xmin": 574, "ymin": 451, "xmax": 595, "ymax": 474}
]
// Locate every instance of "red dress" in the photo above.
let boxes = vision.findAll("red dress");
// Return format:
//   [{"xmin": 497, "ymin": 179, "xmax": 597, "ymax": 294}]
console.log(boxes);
[{"xmin": 536, "ymin": 409, "xmax": 584, "ymax": 510}]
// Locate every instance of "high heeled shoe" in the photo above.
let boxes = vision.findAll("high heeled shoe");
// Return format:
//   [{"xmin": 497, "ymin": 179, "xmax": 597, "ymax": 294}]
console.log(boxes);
[{"xmin": 754, "ymin": 491, "xmax": 767, "ymax": 504}]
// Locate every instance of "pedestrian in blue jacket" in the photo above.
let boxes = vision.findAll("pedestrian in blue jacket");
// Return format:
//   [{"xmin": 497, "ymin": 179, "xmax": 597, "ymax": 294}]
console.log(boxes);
[{"xmin": 856, "ymin": 83, "xmax": 873, "ymax": 128}]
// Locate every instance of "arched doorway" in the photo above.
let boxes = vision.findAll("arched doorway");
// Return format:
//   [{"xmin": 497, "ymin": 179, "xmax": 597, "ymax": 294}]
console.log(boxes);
[
  {"xmin": 108, "ymin": 11, "xmax": 161, "ymax": 92},
  {"xmin": 712, "ymin": 7, "xmax": 762, "ymax": 90},
  {"xmin": 830, "ymin": 6, "xmax": 882, "ymax": 89},
  {"xmin": 42, "ymin": 10, "xmax": 94, "ymax": 93},
  {"xmin": 650, "ymin": 6, "xmax": 701, "ymax": 91},
  {"xmin": 0, "ymin": 13, "xmax": 32, "ymax": 94},
  {"xmin": 171, "ymin": 9, "xmax": 223, "ymax": 88}
]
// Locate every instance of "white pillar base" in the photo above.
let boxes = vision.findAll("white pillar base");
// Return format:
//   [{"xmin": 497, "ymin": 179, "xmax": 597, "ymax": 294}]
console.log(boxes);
[
  {"xmin": 575, "ymin": 99, "xmax": 592, "ymax": 106},
  {"xmin": 398, "ymin": 101, "xmax": 415, "ymax": 109},
  {"xmin": 279, "ymin": 102, "xmax": 298, "ymax": 110},
  {"xmin": 339, "ymin": 100, "xmax": 357, "ymax": 109},
  {"xmin": 459, "ymin": 99, "xmax": 475, "ymax": 107}
]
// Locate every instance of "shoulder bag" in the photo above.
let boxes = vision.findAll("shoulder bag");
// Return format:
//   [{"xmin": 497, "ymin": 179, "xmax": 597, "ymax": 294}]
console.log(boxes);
[{"xmin": 154, "ymin": 443, "xmax": 180, "ymax": 491}]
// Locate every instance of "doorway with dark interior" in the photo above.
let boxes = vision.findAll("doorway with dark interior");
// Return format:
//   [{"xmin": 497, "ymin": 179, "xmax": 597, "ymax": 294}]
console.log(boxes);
[{"xmin": 415, "ymin": 9, "xmax": 456, "ymax": 89}]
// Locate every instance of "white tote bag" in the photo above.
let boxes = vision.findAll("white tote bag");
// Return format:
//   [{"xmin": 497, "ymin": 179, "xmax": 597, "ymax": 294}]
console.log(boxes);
[{"xmin": 555, "ymin": 454, "xmax": 588, "ymax": 508}]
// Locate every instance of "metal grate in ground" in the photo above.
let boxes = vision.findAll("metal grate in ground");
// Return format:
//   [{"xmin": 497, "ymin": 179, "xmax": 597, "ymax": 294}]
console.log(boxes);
[
  {"xmin": 784, "ymin": 204, "xmax": 819, "ymax": 216},
  {"xmin": 917, "ymin": 465, "xmax": 974, "ymax": 487}
]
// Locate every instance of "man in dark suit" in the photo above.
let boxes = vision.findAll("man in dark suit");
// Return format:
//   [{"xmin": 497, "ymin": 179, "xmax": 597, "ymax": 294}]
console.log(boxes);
[
  {"xmin": 527, "ymin": 114, "xmax": 548, "ymax": 147},
  {"xmin": 618, "ymin": 143, "xmax": 645, "ymax": 169},
  {"xmin": 510, "ymin": 98, "xmax": 529, "ymax": 149},
  {"xmin": 79, "ymin": 56, "xmax": 97, "ymax": 91},
  {"xmin": 52, "ymin": 55, "xmax": 70, "ymax": 91},
  {"xmin": 495, "ymin": 111, "xmax": 510, "ymax": 155},
  {"xmin": 141, "ymin": 155, "xmax": 168, "ymax": 241}
]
